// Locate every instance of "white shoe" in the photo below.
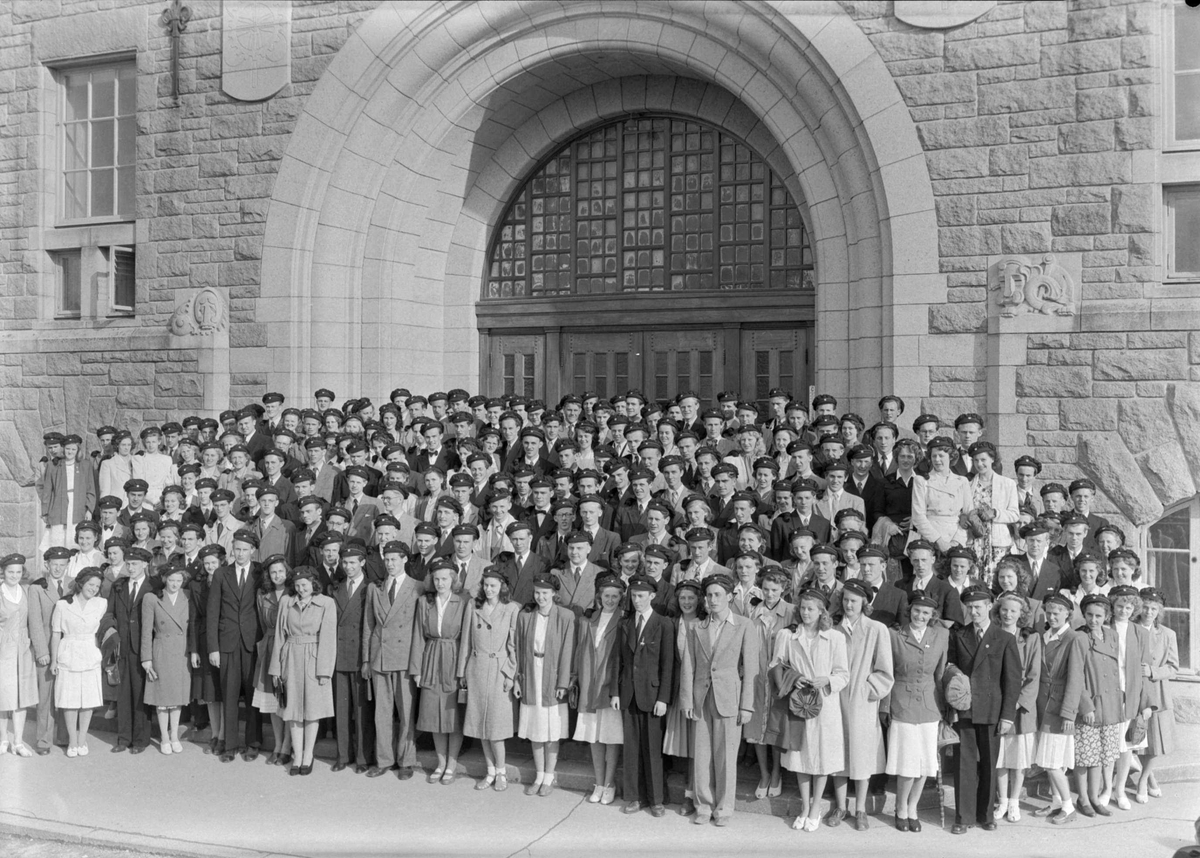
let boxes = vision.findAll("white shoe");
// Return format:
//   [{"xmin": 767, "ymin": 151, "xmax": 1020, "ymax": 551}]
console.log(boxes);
[
  {"xmin": 77, "ymin": 743, "xmax": 89, "ymax": 756},
  {"xmin": 1116, "ymin": 794, "xmax": 1132, "ymax": 811},
  {"xmin": 102, "ymin": 706, "xmax": 116, "ymax": 720},
  {"xmin": 1006, "ymin": 802, "xmax": 1021, "ymax": 823},
  {"xmin": 160, "ymin": 741, "xmax": 173, "ymax": 755},
  {"xmin": 172, "ymin": 740, "xmax": 184, "ymax": 753},
  {"xmin": 587, "ymin": 785, "xmax": 603, "ymax": 803},
  {"xmin": 994, "ymin": 804, "xmax": 1007, "ymax": 820},
  {"xmin": 792, "ymin": 816, "xmax": 807, "ymax": 830},
  {"xmin": 0, "ymin": 741, "xmax": 9, "ymax": 755},
  {"xmin": 12, "ymin": 743, "xmax": 32, "ymax": 758},
  {"xmin": 1148, "ymin": 786, "xmax": 1163, "ymax": 798},
  {"xmin": 66, "ymin": 746, "xmax": 79, "ymax": 758},
  {"xmin": 1097, "ymin": 789, "xmax": 1111, "ymax": 807},
  {"xmin": 803, "ymin": 817, "xmax": 820, "ymax": 832}
]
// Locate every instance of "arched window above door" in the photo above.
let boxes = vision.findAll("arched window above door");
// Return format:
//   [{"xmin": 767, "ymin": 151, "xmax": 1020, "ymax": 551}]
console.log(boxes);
[{"xmin": 484, "ymin": 115, "xmax": 815, "ymax": 300}]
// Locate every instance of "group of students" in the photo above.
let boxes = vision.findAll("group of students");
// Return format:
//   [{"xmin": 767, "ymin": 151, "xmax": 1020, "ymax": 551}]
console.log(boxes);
[{"xmin": 0, "ymin": 384, "xmax": 1179, "ymax": 832}]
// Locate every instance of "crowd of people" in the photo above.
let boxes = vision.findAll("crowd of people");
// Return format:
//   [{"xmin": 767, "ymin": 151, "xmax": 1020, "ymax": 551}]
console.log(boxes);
[{"xmin": 0, "ymin": 386, "xmax": 1179, "ymax": 832}]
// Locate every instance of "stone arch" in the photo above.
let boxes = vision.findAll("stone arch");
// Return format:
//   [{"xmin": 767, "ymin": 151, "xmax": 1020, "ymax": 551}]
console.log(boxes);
[{"xmin": 260, "ymin": 1, "xmax": 938, "ymax": 409}]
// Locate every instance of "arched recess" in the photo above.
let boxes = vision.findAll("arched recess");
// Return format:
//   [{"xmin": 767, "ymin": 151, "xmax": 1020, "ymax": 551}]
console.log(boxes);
[{"xmin": 259, "ymin": 0, "xmax": 939, "ymax": 411}]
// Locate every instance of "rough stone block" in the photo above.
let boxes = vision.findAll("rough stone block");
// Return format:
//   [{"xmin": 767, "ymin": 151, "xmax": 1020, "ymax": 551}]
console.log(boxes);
[
  {"xmin": 1076, "ymin": 89, "xmax": 1126, "ymax": 121},
  {"xmin": 1026, "ymin": 2, "xmax": 1068, "ymax": 32},
  {"xmin": 1042, "ymin": 41, "xmax": 1120, "ymax": 77},
  {"xmin": 1111, "ymin": 184, "xmax": 1153, "ymax": 233},
  {"xmin": 979, "ymin": 78, "xmax": 1074, "ymax": 114},
  {"xmin": 199, "ymin": 153, "xmax": 237, "ymax": 177},
  {"xmin": 1068, "ymin": 8, "xmax": 1127, "ymax": 41},
  {"xmin": 918, "ymin": 116, "xmax": 1009, "ymax": 150},
  {"xmin": 153, "ymin": 167, "xmax": 199, "ymax": 193},
  {"xmin": 45, "ymin": 352, "xmax": 81, "ymax": 376},
  {"xmin": 1051, "ymin": 203, "xmax": 1110, "ymax": 235},
  {"xmin": 1094, "ymin": 350, "xmax": 1187, "ymax": 382},
  {"xmin": 115, "ymin": 386, "xmax": 154, "ymax": 408},
  {"xmin": 218, "ymin": 261, "xmax": 261, "ymax": 287},
  {"xmin": 872, "ymin": 31, "xmax": 944, "ymax": 62},
  {"xmin": 211, "ymin": 113, "xmax": 262, "ymax": 140},
  {"xmin": 989, "ymin": 146, "xmax": 1028, "ymax": 176},
  {"xmin": 155, "ymin": 374, "xmax": 203, "ymax": 397},
  {"xmin": 1114, "ymin": 118, "xmax": 1153, "ymax": 151},
  {"xmin": 1001, "ymin": 223, "xmax": 1051, "ymax": 253},
  {"xmin": 938, "ymin": 226, "xmax": 1000, "ymax": 257},
  {"xmin": 1058, "ymin": 120, "xmax": 1114, "ymax": 154},
  {"xmin": 1077, "ymin": 432, "xmax": 1163, "ymax": 526},
  {"xmin": 230, "ymin": 323, "xmax": 267, "ymax": 347},
  {"xmin": 1029, "ymin": 153, "xmax": 1130, "ymax": 188},
  {"xmin": 1128, "ymin": 332, "xmax": 1186, "ymax": 349},
  {"xmin": 946, "ymin": 34, "xmax": 1039, "ymax": 71},
  {"xmin": 1016, "ymin": 366, "xmax": 1091, "ymax": 398},
  {"xmin": 1165, "ymin": 385, "xmax": 1200, "ymax": 490},
  {"xmin": 1137, "ymin": 443, "xmax": 1196, "ymax": 509},
  {"xmin": 927, "ymin": 149, "xmax": 988, "ymax": 179},
  {"xmin": 109, "ymin": 364, "xmax": 154, "ymax": 386},
  {"xmin": 1060, "ymin": 399, "xmax": 1116, "ymax": 431},
  {"xmin": 935, "ymin": 197, "xmax": 976, "ymax": 226},
  {"xmin": 896, "ymin": 73, "xmax": 975, "ymax": 106},
  {"xmin": 928, "ymin": 304, "xmax": 986, "ymax": 334}
]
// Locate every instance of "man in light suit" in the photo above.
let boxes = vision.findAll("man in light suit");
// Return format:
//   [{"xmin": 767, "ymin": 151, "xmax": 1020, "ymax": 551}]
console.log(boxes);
[
  {"xmin": 332, "ymin": 544, "xmax": 374, "ymax": 773},
  {"xmin": 437, "ymin": 523, "xmax": 487, "ymax": 598},
  {"xmin": 679, "ymin": 572, "xmax": 758, "ymax": 826},
  {"xmin": 206, "ymin": 529, "xmax": 263, "ymax": 762},
  {"xmin": 577, "ymin": 494, "xmax": 620, "ymax": 571},
  {"xmin": 28, "ymin": 549, "xmax": 70, "ymax": 754},
  {"xmin": 553, "ymin": 532, "xmax": 600, "ymax": 618},
  {"xmin": 815, "ymin": 460, "xmax": 865, "ymax": 528},
  {"xmin": 253, "ymin": 486, "xmax": 297, "ymax": 568},
  {"xmin": 610, "ymin": 574, "xmax": 675, "ymax": 817},
  {"xmin": 362, "ymin": 541, "xmax": 423, "ymax": 780},
  {"xmin": 304, "ymin": 437, "xmax": 341, "ymax": 504},
  {"xmin": 948, "ymin": 585, "xmax": 1020, "ymax": 835},
  {"xmin": 496, "ymin": 520, "xmax": 548, "ymax": 606}
]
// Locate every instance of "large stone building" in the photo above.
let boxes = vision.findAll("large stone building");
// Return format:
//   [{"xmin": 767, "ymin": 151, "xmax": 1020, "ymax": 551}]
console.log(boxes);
[{"xmin": 1, "ymin": 0, "xmax": 1199, "ymax": 683}]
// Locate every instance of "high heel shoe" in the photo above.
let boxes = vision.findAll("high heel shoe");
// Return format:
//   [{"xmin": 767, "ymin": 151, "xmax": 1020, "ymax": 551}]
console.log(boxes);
[
  {"xmin": 428, "ymin": 768, "xmax": 445, "ymax": 784},
  {"xmin": 289, "ymin": 765, "xmax": 300, "ymax": 776},
  {"xmin": 1116, "ymin": 794, "xmax": 1132, "ymax": 811},
  {"xmin": 909, "ymin": 817, "xmax": 922, "ymax": 833},
  {"xmin": 894, "ymin": 814, "xmax": 910, "ymax": 832},
  {"xmin": 588, "ymin": 784, "xmax": 604, "ymax": 803},
  {"xmin": 1148, "ymin": 786, "xmax": 1163, "ymax": 798},
  {"xmin": 299, "ymin": 764, "xmax": 312, "ymax": 776},
  {"xmin": 767, "ymin": 779, "xmax": 783, "ymax": 798},
  {"xmin": 476, "ymin": 775, "xmax": 495, "ymax": 791},
  {"xmin": 600, "ymin": 785, "xmax": 616, "ymax": 805},
  {"xmin": 754, "ymin": 782, "xmax": 769, "ymax": 800},
  {"xmin": 440, "ymin": 768, "xmax": 457, "ymax": 785}
]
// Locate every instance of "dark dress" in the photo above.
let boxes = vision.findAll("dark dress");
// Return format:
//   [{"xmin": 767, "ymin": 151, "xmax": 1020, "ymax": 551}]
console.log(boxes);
[{"xmin": 188, "ymin": 575, "xmax": 221, "ymax": 703}]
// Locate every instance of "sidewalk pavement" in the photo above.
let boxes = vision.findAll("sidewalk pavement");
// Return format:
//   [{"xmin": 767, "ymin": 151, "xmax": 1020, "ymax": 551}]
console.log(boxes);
[{"xmin": 2, "ymin": 716, "xmax": 1198, "ymax": 858}]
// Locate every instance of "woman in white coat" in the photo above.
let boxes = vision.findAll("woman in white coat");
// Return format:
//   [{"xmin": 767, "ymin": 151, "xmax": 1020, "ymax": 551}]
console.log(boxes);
[
  {"xmin": 909, "ymin": 436, "xmax": 972, "ymax": 553},
  {"xmin": 965, "ymin": 442, "xmax": 1019, "ymax": 583},
  {"xmin": 831, "ymin": 578, "xmax": 895, "ymax": 831}
]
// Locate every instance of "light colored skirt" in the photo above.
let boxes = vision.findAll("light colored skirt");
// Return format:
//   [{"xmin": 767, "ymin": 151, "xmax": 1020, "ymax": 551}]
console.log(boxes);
[
  {"xmin": 884, "ymin": 720, "xmax": 939, "ymax": 778},
  {"xmin": 55, "ymin": 668, "xmax": 102, "ymax": 710},
  {"xmin": 574, "ymin": 707, "xmax": 623, "ymax": 744},
  {"xmin": 1118, "ymin": 718, "xmax": 1148, "ymax": 753},
  {"xmin": 517, "ymin": 654, "xmax": 567, "ymax": 742},
  {"xmin": 662, "ymin": 701, "xmax": 692, "ymax": 757},
  {"xmin": 252, "ymin": 687, "xmax": 279, "ymax": 715},
  {"xmin": 1034, "ymin": 731, "xmax": 1074, "ymax": 770},
  {"xmin": 996, "ymin": 731, "xmax": 1037, "ymax": 770}
]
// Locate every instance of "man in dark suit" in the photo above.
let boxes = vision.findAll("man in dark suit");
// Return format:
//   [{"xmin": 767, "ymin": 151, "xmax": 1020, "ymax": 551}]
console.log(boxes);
[
  {"xmin": 1047, "ymin": 514, "xmax": 1094, "ymax": 591},
  {"xmin": 614, "ymin": 469, "xmax": 656, "ymax": 541},
  {"xmin": 236, "ymin": 409, "xmax": 272, "ymax": 465},
  {"xmin": 297, "ymin": 496, "xmax": 329, "ymax": 569},
  {"xmin": 521, "ymin": 477, "xmax": 557, "ymax": 547},
  {"xmin": 104, "ymin": 546, "xmax": 160, "ymax": 753},
  {"xmin": 845, "ymin": 444, "xmax": 886, "ymax": 533},
  {"xmin": 254, "ymin": 485, "xmax": 298, "ymax": 567},
  {"xmin": 259, "ymin": 449, "xmax": 297, "ymax": 508},
  {"xmin": 206, "ymin": 529, "xmax": 263, "ymax": 762},
  {"xmin": 577, "ymin": 494, "xmax": 620, "ymax": 570},
  {"xmin": 410, "ymin": 421, "xmax": 461, "ymax": 476},
  {"xmin": 332, "ymin": 544, "xmax": 373, "ymax": 773},
  {"xmin": 948, "ymin": 585, "xmax": 1020, "ymax": 835},
  {"xmin": 496, "ymin": 520, "xmax": 548, "ymax": 606},
  {"xmin": 610, "ymin": 574, "xmax": 675, "ymax": 817},
  {"xmin": 535, "ymin": 499, "xmax": 577, "ymax": 569},
  {"xmin": 1022, "ymin": 521, "xmax": 1071, "ymax": 599},
  {"xmin": 768, "ymin": 477, "xmax": 831, "ymax": 560}
]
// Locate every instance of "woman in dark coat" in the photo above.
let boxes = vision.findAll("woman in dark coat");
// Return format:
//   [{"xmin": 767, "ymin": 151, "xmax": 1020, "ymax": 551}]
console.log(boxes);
[
  {"xmin": 1033, "ymin": 592, "xmax": 1086, "ymax": 824},
  {"xmin": 252, "ymin": 556, "xmax": 291, "ymax": 765},
  {"xmin": 992, "ymin": 590, "xmax": 1041, "ymax": 822},
  {"xmin": 572, "ymin": 574, "xmax": 624, "ymax": 804},
  {"xmin": 188, "ymin": 544, "xmax": 224, "ymax": 754},
  {"xmin": 410, "ymin": 558, "xmax": 469, "ymax": 784},
  {"xmin": 1073, "ymin": 593, "xmax": 1123, "ymax": 817},
  {"xmin": 514, "ymin": 574, "xmax": 574, "ymax": 796}
]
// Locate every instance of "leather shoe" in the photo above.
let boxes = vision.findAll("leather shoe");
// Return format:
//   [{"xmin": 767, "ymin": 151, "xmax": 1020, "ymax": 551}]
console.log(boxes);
[
  {"xmin": 909, "ymin": 818, "xmax": 922, "ymax": 833},
  {"xmin": 679, "ymin": 797, "xmax": 696, "ymax": 817},
  {"xmin": 354, "ymin": 764, "xmax": 368, "ymax": 774},
  {"xmin": 853, "ymin": 811, "xmax": 868, "ymax": 831},
  {"xmin": 396, "ymin": 766, "xmax": 414, "ymax": 781},
  {"xmin": 649, "ymin": 805, "xmax": 666, "ymax": 818},
  {"xmin": 299, "ymin": 764, "xmax": 312, "ymax": 776},
  {"xmin": 110, "ymin": 744, "xmax": 128, "ymax": 754},
  {"xmin": 243, "ymin": 747, "xmax": 259, "ymax": 762},
  {"xmin": 537, "ymin": 780, "xmax": 554, "ymax": 797},
  {"xmin": 332, "ymin": 762, "xmax": 348, "ymax": 772},
  {"xmin": 622, "ymin": 801, "xmax": 644, "ymax": 814},
  {"xmin": 693, "ymin": 813, "xmax": 711, "ymax": 825},
  {"xmin": 220, "ymin": 751, "xmax": 236, "ymax": 763},
  {"xmin": 129, "ymin": 746, "xmax": 145, "ymax": 755},
  {"xmin": 824, "ymin": 808, "xmax": 846, "ymax": 827},
  {"xmin": 1050, "ymin": 809, "xmax": 1076, "ymax": 825},
  {"xmin": 894, "ymin": 815, "xmax": 909, "ymax": 832},
  {"xmin": 289, "ymin": 765, "xmax": 300, "ymax": 776},
  {"xmin": 981, "ymin": 821, "xmax": 997, "ymax": 832},
  {"xmin": 951, "ymin": 823, "xmax": 969, "ymax": 835},
  {"xmin": 366, "ymin": 766, "xmax": 388, "ymax": 778},
  {"xmin": 1076, "ymin": 803, "xmax": 1096, "ymax": 818},
  {"xmin": 713, "ymin": 816, "xmax": 728, "ymax": 827},
  {"xmin": 1093, "ymin": 804, "xmax": 1112, "ymax": 817},
  {"xmin": 36, "ymin": 747, "xmax": 50, "ymax": 756}
]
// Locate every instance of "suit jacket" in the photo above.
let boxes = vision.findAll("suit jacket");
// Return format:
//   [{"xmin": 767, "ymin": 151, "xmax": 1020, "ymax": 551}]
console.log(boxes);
[
  {"xmin": 679, "ymin": 612, "xmax": 758, "ymax": 718},
  {"xmin": 262, "ymin": 474, "xmax": 297, "ymax": 508},
  {"xmin": 582, "ymin": 527, "xmax": 620, "ymax": 570},
  {"xmin": 362, "ymin": 573, "xmax": 422, "ymax": 673},
  {"xmin": 1036, "ymin": 628, "xmax": 1086, "ymax": 733},
  {"xmin": 768, "ymin": 511, "xmax": 832, "ymax": 560},
  {"xmin": 815, "ymin": 491, "xmax": 865, "ymax": 528},
  {"xmin": 346, "ymin": 496, "xmax": 380, "ymax": 542},
  {"xmin": 430, "ymin": 554, "xmax": 486, "ymax": 599},
  {"xmin": 514, "ymin": 605, "xmax": 574, "ymax": 706},
  {"xmin": 254, "ymin": 515, "xmax": 297, "ymax": 568},
  {"xmin": 535, "ymin": 531, "xmax": 572, "ymax": 569},
  {"xmin": 948, "ymin": 622, "xmax": 1021, "ymax": 725},
  {"xmin": 206, "ymin": 562, "xmax": 262, "ymax": 654},
  {"xmin": 106, "ymin": 575, "xmax": 162, "ymax": 659},
  {"xmin": 889, "ymin": 623, "xmax": 949, "ymax": 723},
  {"xmin": 614, "ymin": 501, "xmax": 651, "ymax": 542},
  {"xmin": 522, "ymin": 506, "xmax": 558, "ymax": 548},
  {"xmin": 242, "ymin": 430, "xmax": 273, "ymax": 465},
  {"xmin": 1029, "ymin": 551, "xmax": 1074, "ymax": 599},
  {"xmin": 410, "ymin": 446, "xmax": 461, "ymax": 476},
  {"xmin": 331, "ymin": 576, "xmax": 369, "ymax": 671},
  {"xmin": 846, "ymin": 473, "xmax": 887, "ymax": 533},
  {"xmin": 553, "ymin": 561, "xmax": 601, "ymax": 617},
  {"xmin": 610, "ymin": 610, "xmax": 675, "ymax": 712},
  {"xmin": 310, "ymin": 462, "xmax": 341, "ymax": 504},
  {"xmin": 495, "ymin": 551, "xmax": 548, "ymax": 607},
  {"xmin": 27, "ymin": 580, "xmax": 64, "ymax": 661}
]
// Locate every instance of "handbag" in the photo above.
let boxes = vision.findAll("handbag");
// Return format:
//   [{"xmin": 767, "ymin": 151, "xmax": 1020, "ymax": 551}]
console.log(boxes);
[
  {"xmin": 788, "ymin": 680, "xmax": 823, "ymax": 719},
  {"xmin": 274, "ymin": 676, "xmax": 287, "ymax": 709},
  {"xmin": 938, "ymin": 721, "xmax": 960, "ymax": 751},
  {"xmin": 1125, "ymin": 713, "xmax": 1147, "ymax": 746}
]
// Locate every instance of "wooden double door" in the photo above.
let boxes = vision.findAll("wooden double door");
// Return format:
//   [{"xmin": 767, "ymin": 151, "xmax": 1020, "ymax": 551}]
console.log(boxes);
[{"xmin": 484, "ymin": 325, "xmax": 811, "ymax": 412}]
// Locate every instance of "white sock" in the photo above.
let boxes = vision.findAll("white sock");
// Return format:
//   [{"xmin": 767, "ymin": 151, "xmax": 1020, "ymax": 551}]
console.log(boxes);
[
  {"xmin": 1061, "ymin": 798, "xmax": 1075, "ymax": 814},
  {"xmin": 534, "ymin": 772, "xmax": 545, "ymax": 786},
  {"xmin": 487, "ymin": 765, "xmax": 497, "ymax": 776},
  {"xmin": 684, "ymin": 789, "xmax": 694, "ymax": 799}
]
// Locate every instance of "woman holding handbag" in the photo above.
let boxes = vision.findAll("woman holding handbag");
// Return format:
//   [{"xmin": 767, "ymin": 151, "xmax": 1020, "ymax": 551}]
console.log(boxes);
[
  {"xmin": 766, "ymin": 587, "xmax": 849, "ymax": 832},
  {"xmin": 885, "ymin": 590, "xmax": 949, "ymax": 832}
]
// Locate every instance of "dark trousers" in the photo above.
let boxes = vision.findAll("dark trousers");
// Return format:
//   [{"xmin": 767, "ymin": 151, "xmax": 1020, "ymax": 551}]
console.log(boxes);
[
  {"xmin": 953, "ymin": 718, "xmax": 1000, "ymax": 825},
  {"xmin": 219, "ymin": 645, "xmax": 261, "ymax": 749},
  {"xmin": 334, "ymin": 670, "xmax": 374, "ymax": 765},
  {"xmin": 115, "ymin": 649, "xmax": 151, "ymax": 748},
  {"xmin": 622, "ymin": 702, "xmax": 665, "ymax": 806}
]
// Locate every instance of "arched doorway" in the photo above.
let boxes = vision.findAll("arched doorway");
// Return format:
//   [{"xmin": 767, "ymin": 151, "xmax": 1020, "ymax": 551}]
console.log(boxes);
[{"xmin": 477, "ymin": 114, "xmax": 815, "ymax": 409}]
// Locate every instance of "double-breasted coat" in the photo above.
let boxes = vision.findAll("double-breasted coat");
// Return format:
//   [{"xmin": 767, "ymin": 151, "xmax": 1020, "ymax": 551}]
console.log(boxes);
[
  {"xmin": 1036, "ymin": 627, "xmax": 1086, "ymax": 734},
  {"xmin": 457, "ymin": 599, "xmax": 518, "ymax": 740},
  {"xmin": 574, "ymin": 608, "xmax": 621, "ymax": 715},
  {"xmin": 269, "ymin": 594, "xmax": 337, "ymax": 721},
  {"xmin": 888, "ymin": 623, "xmax": 948, "ymax": 724},
  {"xmin": 140, "ymin": 591, "xmax": 193, "ymax": 707},
  {"xmin": 0, "ymin": 586, "xmax": 42, "ymax": 710},
  {"xmin": 742, "ymin": 598, "xmax": 790, "ymax": 743},
  {"xmin": 836, "ymin": 615, "xmax": 895, "ymax": 779},
  {"xmin": 409, "ymin": 593, "xmax": 468, "ymax": 733},
  {"xmin": 766, "ymin": 627, "xmax": 849, "ymax": 774}
]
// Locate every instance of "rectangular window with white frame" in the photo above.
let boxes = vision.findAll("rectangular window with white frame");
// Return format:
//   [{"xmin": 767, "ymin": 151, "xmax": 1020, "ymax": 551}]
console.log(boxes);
[
  {"xmin": 1170, "ymin": 1, "xmax": 1200, "ymax": 149},
  {"xmin": 59, "ymin": 62, "xmax": 136, "ymax": 223},
  {"xmin": 1165, "ymin": 184, "xmax": 1200, "ymax": 281},
  {"xmin": 50, "ymin": 249, "xmax": 82, "ymax": 318}
]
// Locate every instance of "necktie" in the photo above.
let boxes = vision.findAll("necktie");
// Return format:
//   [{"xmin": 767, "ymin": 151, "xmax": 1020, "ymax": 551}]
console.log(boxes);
[
  {"xmin": 54, "ymin": 580, "xmax": 61, "ymax": 598},
  {"xmin": 237, "ymin": 567, "xmax": 245, "ymax": 589},
  {"xmin": 129, "ymin": 580, "xmax": 136, "ymax": 597},
  {"xmin": 636, "ymin": 612, "xmax": 645, "ymax": 641},
  {"xmin": 388, "ymin": 578, "xmax": 397, "ymax": 605},
  {"xmin": 975, "ymin": 624, "xmax": 983, "ymax": 643},
  {"xmin": 459, "ymin": 561, "xmax": 467, "ymax": 579},
  {"xmin": 352, "ymin": 498, "xmax": 359, "ymax": 514},
  {"xmin": 574, "ymin": 566, "xmax": 581, "ymax": 579}
]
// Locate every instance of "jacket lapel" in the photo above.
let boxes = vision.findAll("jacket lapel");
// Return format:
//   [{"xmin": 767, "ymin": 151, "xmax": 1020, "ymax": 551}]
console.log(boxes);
[{"xmin": 165, "ymin": 592, "xmax": 187, "ymax": 631}]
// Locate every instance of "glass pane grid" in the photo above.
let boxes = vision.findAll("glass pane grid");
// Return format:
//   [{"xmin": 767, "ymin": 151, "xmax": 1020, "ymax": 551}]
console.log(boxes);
[
  {"xmin": 484, "ymin": 115, "xmax": 815, "ymax": 299},
  {"xmin": 60, "ymin": 64, "xmax": 135, "ymax": 221}
]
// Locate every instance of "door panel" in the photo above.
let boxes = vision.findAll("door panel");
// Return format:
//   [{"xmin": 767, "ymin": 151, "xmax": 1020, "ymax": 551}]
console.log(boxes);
[
  {"xmin": 563, "ymin": 332, "xmax": 641, "ymax": 400},
  {"xmin": 486, "ymin": 334, "xmax": 544, "ymax": 399},
  {"xmin": 645, "ymin": 329, "xmax": 723, "ymax": 404},
  {"xmin": 742, "ymin": 327, "xmax": 811, "ymax": 414}
]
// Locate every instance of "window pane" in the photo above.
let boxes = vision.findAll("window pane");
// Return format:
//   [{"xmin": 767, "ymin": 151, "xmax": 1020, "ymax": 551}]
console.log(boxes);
[
  {"xmin": 113, "ymin": 248, "xmax": 135, "ymax": 309},
  {"xmin": 118, "ymin": 66, "xmax": 137, "ymax": 115},
  {"xmin": 63, "ymin": 123, "xmax": 86, "ymax": 172},
  {"xmin": 91, "ymin": 169, "xmax": 114, "ymax": 216},
  {"xmin": 117, "ymin": 117, "xmax": 135, "ymax": 165},
  {"xmin": 92, "ymin": 68, "xmax": 116, "ymax": 117},
  {"xmin": 57, "ymin": 251, "xmax": 81, "ymax": 315},
  {"xmin": 1169, "ymin": 186, "xmax": 1200, "ymax": 275},
  {"xmin": 1163, "ymin": 610, "xmax": 1191, "ymax": 670},
  {"xmin": 117, "ymin": 166, "xmax": 135, "ymax": 219},
  {"xmin": 1150, "ymin": 504, "xmax": 1190, "ymax": 550},
  {"xmin": 1177, "ymin": 10, "xmax": 1200, "ymax": 72},
  {"xmin": 64, "ymin": 171, "xmax": 87, "ymax": 220},
  {"xmin": 64, "ymin": 75, "xmax": 88, "ymax": 122},
  {"xmin": 92, "ymin": 118, "xmax": 114, "ymax": 167},
  {"xmin": 1176, "ymin": 74, "xmax": 1200, "ymax": 141}
]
